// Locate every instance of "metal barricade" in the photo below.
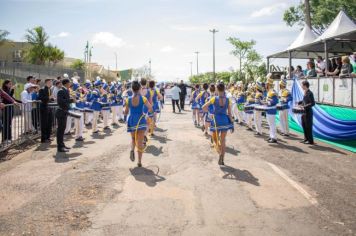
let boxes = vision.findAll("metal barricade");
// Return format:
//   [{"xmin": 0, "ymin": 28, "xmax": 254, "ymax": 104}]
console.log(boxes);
[{"xmin": 0, "ymin": 101, "xmax": 58, "ymax": 152}]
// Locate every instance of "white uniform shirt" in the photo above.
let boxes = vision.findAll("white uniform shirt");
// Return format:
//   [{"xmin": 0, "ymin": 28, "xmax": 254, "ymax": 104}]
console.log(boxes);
[{"xmin": 21, "ymin": 90, "xmax": 32, "ymax": 112}]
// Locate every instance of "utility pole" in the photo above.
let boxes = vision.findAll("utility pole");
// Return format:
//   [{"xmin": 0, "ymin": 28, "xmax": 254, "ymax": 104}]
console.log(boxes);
[
  {"xmin": 304, "ymin": 0, "xmax": 312, "ymax": 28},
  {"xmin": 194, "ymin": 51, "xmax": 199, "ymax": 75},
  {"xmin": 189, "ymin": 62, "xmax": 193, "ymax": 77},
  {"xmin": 209, "ymin": 29, "xmax": 218, "ymax": 81}
]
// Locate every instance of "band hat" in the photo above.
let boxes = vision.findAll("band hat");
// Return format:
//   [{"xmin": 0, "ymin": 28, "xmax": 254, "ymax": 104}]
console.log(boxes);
[
  {"xmin": 255, "ymin": 81, "xmax": 263, "ymax": 91},
  {"xmin": 279, "ymin": 75, "xmax": 287, "ymax": 87}
]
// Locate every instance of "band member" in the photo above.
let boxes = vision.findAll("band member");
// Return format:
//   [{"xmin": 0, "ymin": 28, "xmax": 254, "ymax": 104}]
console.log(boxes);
[
  {"xmin": 191, "ymin": 84, "xmax": 200, "ymax": 126},
  {"xmin": 125, "ymin": 81, "xmax": 153, "ymax": 167},
  {"xmin": 84, "ymin": 80, "xmax": 93, "ymax": 126},
  {"xmin": 140, "ymin": 78, "xmax": 151, "ymax": 141},
  {"xmin": 265, "ymin": 77, "xmax": 279, "ymax": 143},
  {"xmin": 195, "ymin": 83, "xmax": 209, "ymax": 130},
  {"xmin": 101, "ymin": 82, "xmax": 111, "ymax": 130},
  {"xmin": 244, "ymin": 85, "xmax": 255, "ymax": 131},
  {"xmin": 38, "ymin": 79, "xmax": 54, "ymax": 143},
  {"xmin": 278, "ymin": 77, "xmax": 292, "ymax": 136},
  {"xmin": 116, "ymin": 83, "xmax": 125, "ymax": 122},
  {"xmin": 298, "ymin": 80, "xmax": 315, "ymax": 145},
  {"xmin": 73, "ymin": 83, "xmax": 85, "ymax": 142},
  {"xmin": 254, "ymin": 80, "xmax": 264, "ymax": 135},
  {"xmin": 235, "ymin": 82, "xmax": 245, "ymax": 125},
  {"xmin": 110, "ymin": 83, "xmax": 120, "ymax": 126},
  {"xmin": 148, "ymin": 80, "xmax": 162, "ymax": 135},
  {"xmin": 204, "ymin": 83, "xmax": 216, "ymax": 136},
  {"xmin": 202, "ymin": 82, "xmax": 234, "ymax": 165},
  {"xmin": 90, "ymin": 79, "xmax": 102, "ymax": 134},
  {"xmin": 56, "ymin": 79, "xmax": 73, "ymax": 153}
]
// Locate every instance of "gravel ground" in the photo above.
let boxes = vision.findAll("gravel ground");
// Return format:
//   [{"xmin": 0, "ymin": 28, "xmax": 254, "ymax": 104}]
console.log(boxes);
[{"xmin": 0, "ymin": 106, "xmax": 355, "ymax": 236}]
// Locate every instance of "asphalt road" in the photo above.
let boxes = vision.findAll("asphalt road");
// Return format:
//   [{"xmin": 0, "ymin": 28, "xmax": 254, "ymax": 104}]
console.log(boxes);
[{"xmin": 0, "ymin": 105, "xmax": 355, "ymax": 236}]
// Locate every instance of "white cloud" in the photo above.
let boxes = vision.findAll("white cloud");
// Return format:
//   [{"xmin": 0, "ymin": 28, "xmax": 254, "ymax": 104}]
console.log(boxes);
[
  {"xmin": 92, "ymin": 32, "xmax": 125, "ymax": 48},
  {"xmin": 160, "ymin": 45, "xmax": 175, "ymax": 53},
  {"xmin": 53, "ymin": 32, "xmax": 70, "ymax": 38},
  {"xmin": 250, "ymin": 3, "xmax": 288, "ymax": 18}
]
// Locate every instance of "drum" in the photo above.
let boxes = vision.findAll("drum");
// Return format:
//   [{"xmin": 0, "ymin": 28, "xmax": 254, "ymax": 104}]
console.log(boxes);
[
  {"xmin": 254, "ymin": 105, "xmax": 268, "ymax": 112},
  {"xmin": 99, "ymin": 102, "xmax": 109, "ymax": 108},
  {"xmin": 84, "ymin": 108, "xmax": 93, "ymax": 113},
  {"xmin": 292, "ymin": 106, "xmax": 305, "ymax": 114},
  {"xmin": 244, "ymin": 104, "xmax": 255, "ymax": 111},
  {"xmin": 73, "ymin": 107, "xmax": 84, "ymax": 112},
  {"xmin": 67, "ymin": 111, "xmax": 82, "ymax": 119},
  {"xmin": 276, "ymin": 104, "xmax": 288, "ymax": 111}
]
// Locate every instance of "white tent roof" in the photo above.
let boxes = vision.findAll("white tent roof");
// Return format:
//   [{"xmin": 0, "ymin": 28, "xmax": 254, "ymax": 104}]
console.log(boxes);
[
  {"xmin": 287, "ymin": 25, "xmax": 317, "ymax": 50},
  {"xmin": 316, "ymin": 10, "xmax": 356, "ymax": 41}
]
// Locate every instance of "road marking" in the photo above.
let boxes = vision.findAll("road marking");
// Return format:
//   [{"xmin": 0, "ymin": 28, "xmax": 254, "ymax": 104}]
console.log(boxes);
[{"xmin": 268, "ymin": 163, "xmax": 318, "ymax": 206}]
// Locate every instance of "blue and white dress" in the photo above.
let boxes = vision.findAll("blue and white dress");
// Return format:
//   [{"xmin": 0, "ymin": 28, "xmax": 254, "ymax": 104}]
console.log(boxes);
[
  {"xmin": 209, "ymin": 96, "xmax": 234, "ymax": 132},
  {"xmin": 191, "ymin": 90, "xmax": 200, "ymax": 110},
  {"xmin": 126, "ymin": 95, "xmax": 148, "ymax": 133}
]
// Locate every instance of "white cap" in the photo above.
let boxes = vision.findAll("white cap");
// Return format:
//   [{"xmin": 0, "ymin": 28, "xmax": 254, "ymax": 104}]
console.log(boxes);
[
  {"xmin": 25, "ymin": 83, "xmax": 37, "ymax": 90},
  {"xmin": 63, "ymin": 73, "xmax": 69, "ymax": 78}
]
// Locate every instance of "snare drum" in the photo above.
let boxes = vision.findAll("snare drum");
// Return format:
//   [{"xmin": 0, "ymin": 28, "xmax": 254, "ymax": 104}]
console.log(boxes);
[
  {"xmin": 48, "ymin": 103, "xmax": 58, "ymax": 107},
  {"xmin": 276, "ymin": 104, "xmax": 288, "ymax": 111},
  {"xmin": 244, "ymin": 104, "xmax": 255, "ymax": 111},
  {"xmin": 254, "ymin": 105, "xmax": 268, "ymax": 112},
  {"xmin": 292, "ymin": 106, "xmax": 305, "ymax": 114},
  {"xmin": 99, "ymin": 102, "xmax": 109, "ymax": 108},
  {"xmin": 68, "ymin": 111, "xmax": 82, "ymax": 119}
]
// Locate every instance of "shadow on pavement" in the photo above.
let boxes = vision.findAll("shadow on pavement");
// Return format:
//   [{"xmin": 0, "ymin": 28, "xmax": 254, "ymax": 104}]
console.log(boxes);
[
  {"xmin": 151, "ymin": 135, "xmax": 172, "ymax": 144},
  {"xmin": 309, "ymin": 144, "xmax": 346, "ymax": 155},
  {"xmin": 53, "ymin": 152, "xmax": 81, "ymax": 163},
  {"xmin": 220, "ymin": 165, "xmax": 260, "ymax": 186},
  {"xmin": 273, "ymin": 142, "xmax": 308, "ymax": 154},
  {"xmin": 146, "ymin": 145, "xmax": 163, "ymax": 156},
  {"xmin": 72, "ymin": 140, "xmax": 95, "ymax": 148},
  {"xmin": 225, "ymin": 146, "xmax": 240, "ymax": 156},
  {"xmin": 155, "ymin": 128, "xmax": 167, "ymax": 133},
  {"xmin": 130, "ymin": 166, "xmax": 166, "ymax": 187}
]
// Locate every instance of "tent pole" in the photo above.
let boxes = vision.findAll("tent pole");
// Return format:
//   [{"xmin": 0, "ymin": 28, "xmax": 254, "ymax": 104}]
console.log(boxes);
[
  {"xmin": 324, "ymin": 40, "xmax": 328, "ymax": 73},
  {"xmin": 288, "ymin": 51, "xmax": 292, "ymax": 79},
  {"xmin": 267, "ymin": 57, "xmax": 270, "ymax": 73}
]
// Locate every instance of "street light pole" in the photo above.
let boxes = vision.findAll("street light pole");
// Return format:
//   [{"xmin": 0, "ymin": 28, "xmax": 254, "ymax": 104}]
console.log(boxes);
[
  {"xmin": 209, "ymin": 29, "xmax": 218, "ymax": 80},
  {"xmin": 194, "ymin": 51, "xmax": 199, "ymax": 75}
]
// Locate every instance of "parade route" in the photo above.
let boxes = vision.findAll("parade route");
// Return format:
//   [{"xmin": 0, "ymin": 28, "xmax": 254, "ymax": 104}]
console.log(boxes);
[{"xmin": 0, "ymin": 106, "xmax": 355, "ymax": 236}]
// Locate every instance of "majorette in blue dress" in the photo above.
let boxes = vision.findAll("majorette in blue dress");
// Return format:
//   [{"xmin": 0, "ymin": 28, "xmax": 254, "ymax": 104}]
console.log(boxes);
[
  {"xmin": 191, "ymin": 89, "xmax": 200, "ymax": 109},
  {"xmin": 209, "ymin": 96, "xmax": 234, "ymax": 132},
  {"xmin": 150, "ymin": 88, "xmax": 161, "ymax": 113},
  {"xmin": 126, "ymin": 95, "xmax": 148, "ymax": 133}
]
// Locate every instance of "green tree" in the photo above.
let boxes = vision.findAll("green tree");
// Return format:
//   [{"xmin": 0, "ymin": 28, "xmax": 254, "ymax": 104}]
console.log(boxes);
[
  {"xmin": 71, "ymin": 59, "xmax": 85, "ymax": 70},
  {"xmin": 0, "ymin": 30, "xmax": 9, "ymax": 46},
  {"xmin": 283, "ymin": 0, "xmax": 356, "ymax": 34},
  {"xmin": 46, "ymin": 45, "xmax": 64, "ymax": 65},
  {"xmin": 227, "ymin": 37, "xmax": 256, "ymax": 78},
  {"xmin": 24, "ymin": 26, "xmax": 49, "ymax": 64}
]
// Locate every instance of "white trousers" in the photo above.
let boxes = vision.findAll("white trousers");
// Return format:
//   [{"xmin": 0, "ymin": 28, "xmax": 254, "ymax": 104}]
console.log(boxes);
[
  {"xmin": 245, "ymin": 113, "xmax": 253, "ymax": 129},
  {"xmin": 267, "ymin": 114, "xmax": 277, "ymax": 139},
  {"xmin": 118, "ymin": 105, "xmax": 124, "ymax": 120},
  {"xmin": 24, "ymin": 111, "xmax": 34, "ymax": 132},
  {"xmin": 74, "ymin": 113, "xmax": 84, "ymax": 138},
  {"xmin": 279, "ymin": 109, "xmax": 289, "ymax": 135},
  {"xmin": 236, "ymin": 108, "xmax": 244, "ymax": 123},
  {"xmin": 85, "ymin": 112, "xmax": 93, "ymax": 125},
  {"xmin": 254, "ymin": 111, "xmax": 262, "ymax": 133},
  {"xmin": 102, "ymin": 109, "xmax": 110, "ymax": 127},
  {"xmin": 111, "ymin": 106, "xmax": 119, "ymax": 124},
  {"xmin": 65, "ymin": 116, "xmax": 73, "ymax": 133},
  {"xmin": 92, "ymin": 111, "xmax": 100, "ymax": 132}
]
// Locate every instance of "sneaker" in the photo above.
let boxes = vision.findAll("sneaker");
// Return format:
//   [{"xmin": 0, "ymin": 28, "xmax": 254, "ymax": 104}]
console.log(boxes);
[
  {"xmin": 268, "ymin": 139, "xmax": 277, "ymax": 143},
  {"xmin": 75, "ymin": 137, "xmax": 85, "ymax": 142},
  {"xmin": 137, "ymin": 163, "xmax": 142, "ymax": 168}
]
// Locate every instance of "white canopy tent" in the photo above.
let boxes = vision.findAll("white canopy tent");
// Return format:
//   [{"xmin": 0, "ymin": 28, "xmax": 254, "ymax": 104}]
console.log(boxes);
[{"xmin": 267, "ymin": 10, "xmax": 356, "ymax": 74}]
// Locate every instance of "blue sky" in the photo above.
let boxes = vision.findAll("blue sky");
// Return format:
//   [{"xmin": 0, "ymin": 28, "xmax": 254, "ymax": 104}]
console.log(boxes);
[{"xmin": 0, "ymin": 0, "xmax": 301, "ymax": 81}]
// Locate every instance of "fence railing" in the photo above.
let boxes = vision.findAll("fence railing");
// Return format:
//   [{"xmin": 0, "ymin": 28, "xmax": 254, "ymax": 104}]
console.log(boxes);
[
  {"xmin": 0, "ymin": 101, "xmax": 58, "ymax": 152},
  {"xmin": 274, "ymin": 76, "xmax": 355, "ymax": 108},
  {"xmin": 0, "ymin": 62, "xmax": 84, "ymax": 83}
]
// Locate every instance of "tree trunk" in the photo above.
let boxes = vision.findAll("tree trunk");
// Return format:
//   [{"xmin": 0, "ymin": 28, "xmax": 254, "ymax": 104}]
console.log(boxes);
[{"xmin": 304, "ymin": 0, "xmax": 312, "ymax": 28}]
